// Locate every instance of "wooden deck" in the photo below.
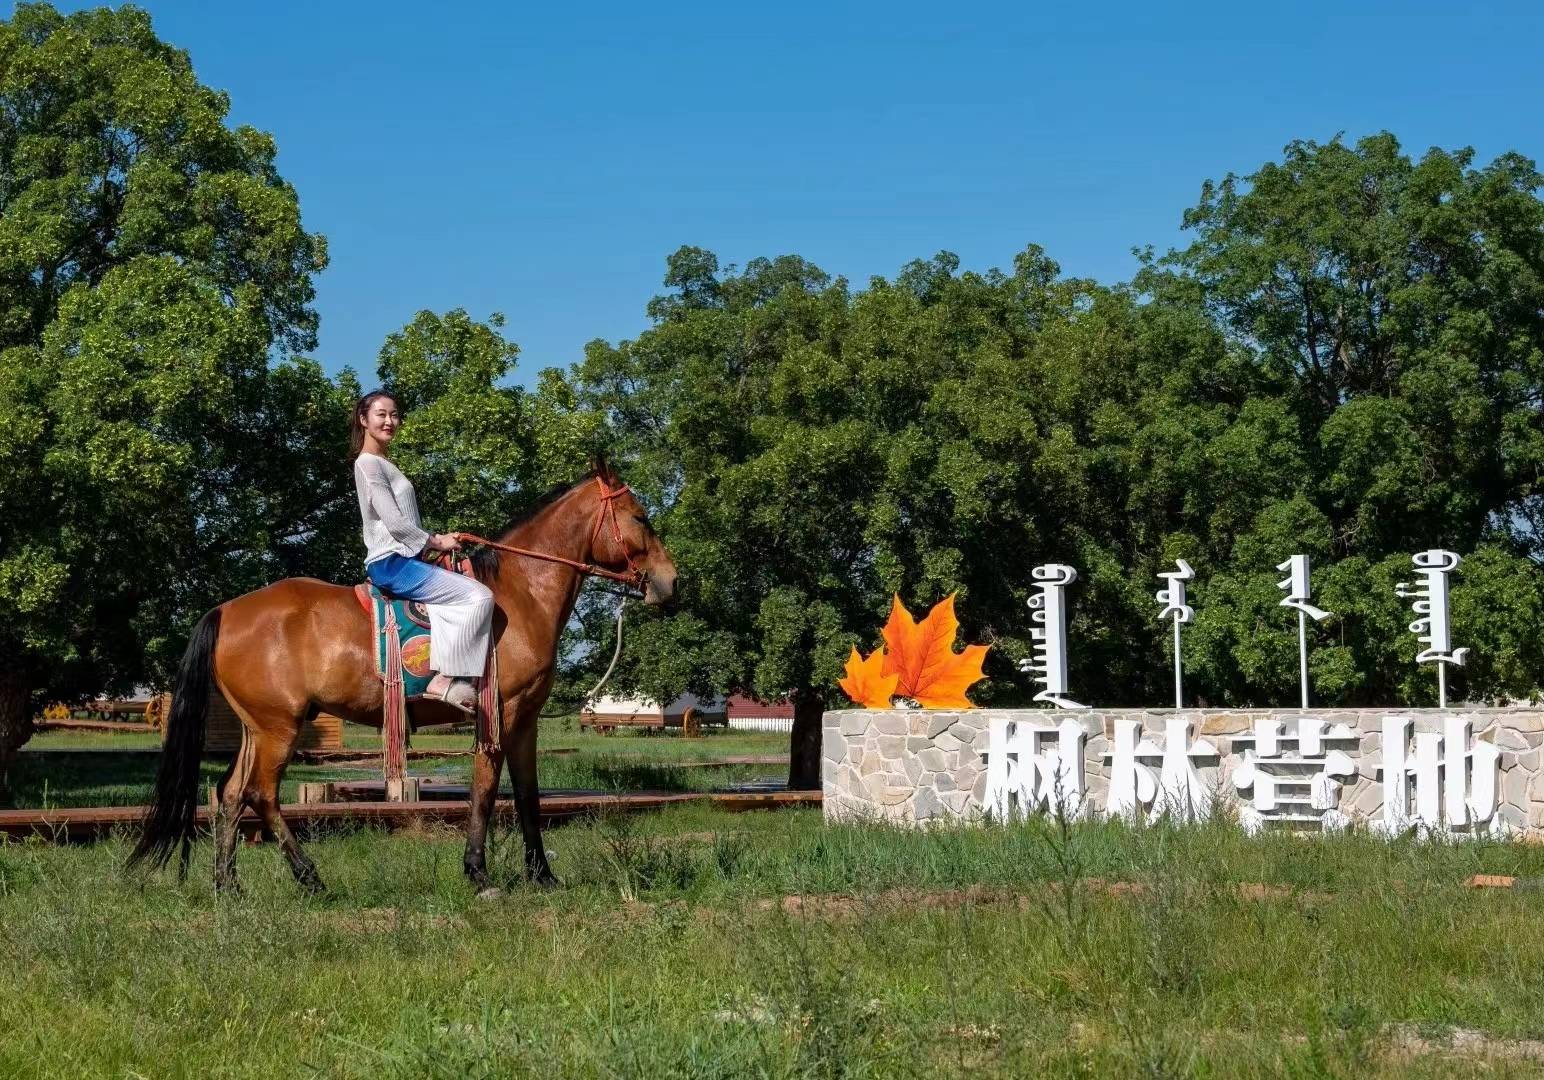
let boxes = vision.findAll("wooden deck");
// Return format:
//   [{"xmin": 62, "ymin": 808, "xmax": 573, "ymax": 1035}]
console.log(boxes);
[{"xmin": 0, "ymin": 789, "xmax": 820, "ymax": 844}]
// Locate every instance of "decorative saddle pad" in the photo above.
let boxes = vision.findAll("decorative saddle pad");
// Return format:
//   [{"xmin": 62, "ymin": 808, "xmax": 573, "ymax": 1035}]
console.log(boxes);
[
  {"xmin": 354, "ymin": 583, "xmax": 436, "ymax": 699},
  {"xmin": 353, "ymin": 560, "xmax": 499, "ymax": 777}
]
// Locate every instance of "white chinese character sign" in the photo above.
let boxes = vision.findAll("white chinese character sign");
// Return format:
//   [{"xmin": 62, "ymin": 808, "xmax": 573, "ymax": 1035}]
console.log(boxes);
[
  {"xmin": 1155, "ymin": 559, "xmax": 1195, "ymax": 709},
  {"xmin": 1102, "ymin": 717, "xmax": 1219, "ymax": 821},
  {"xmin": 983, "ymin": 716, "xmax": 1087, "ymax": 820},
  {"xmin": 1277, "ymin": 555, "xmax": 1331, "ymax": 709},
  {"xmin": 964, "ymin": 712, "xmax": 1514, "ymax": 839},
  {"xmin": 1394, "ymin": 550, "xmax": 1468, "ymax": 708},
  {"xmin": 1020, "ymin": 564, "xmax": 1088, "ymax": 710},
  {"xmin": 1377, "ymin": 714, "xmax": 1500, "ymax": 835},
  {"xmin": 1231, "ymin": 717, "xmax": 1358, "ymax": 832}
]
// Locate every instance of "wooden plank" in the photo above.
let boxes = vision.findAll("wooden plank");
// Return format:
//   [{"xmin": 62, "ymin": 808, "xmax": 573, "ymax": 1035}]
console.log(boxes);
[
  {"xmin": 290, "ymin": 746, "xmax": 580, "ymax": 763},
  {"xmin": 328, "ymin": 760, "xmax": 787, "ymax": 802},
  {"xmin": 670, "ymin": 755, "xmax": 787, "ymax": 767},
  {"xmin": 36, "ymin": 718, "xmax": 154, "ymax": 734},
  {"xmin": 0, "ymin": 790, "xmax": 821, "ymax": 844}
]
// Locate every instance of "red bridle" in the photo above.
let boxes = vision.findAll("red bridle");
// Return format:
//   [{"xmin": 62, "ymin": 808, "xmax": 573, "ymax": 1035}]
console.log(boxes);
[{"xmin": 452, "ymin": 477, "xmax": 648, "ymax": 589}]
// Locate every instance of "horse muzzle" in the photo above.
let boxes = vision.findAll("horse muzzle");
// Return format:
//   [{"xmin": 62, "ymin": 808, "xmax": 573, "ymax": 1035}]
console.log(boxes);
[{"xmin": 642, "ymin": 568, "xmax": 678, "ymax": 608}]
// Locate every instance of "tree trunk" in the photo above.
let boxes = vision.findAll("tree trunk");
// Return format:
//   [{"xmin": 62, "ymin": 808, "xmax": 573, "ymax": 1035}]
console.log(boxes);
[
  {"xmin": 0, "ymin": 671, "xmax": 34, "ymax": 803},
  {"xmin": 786, "ymin": 688, "xmax": 825, "ymax": 791}
]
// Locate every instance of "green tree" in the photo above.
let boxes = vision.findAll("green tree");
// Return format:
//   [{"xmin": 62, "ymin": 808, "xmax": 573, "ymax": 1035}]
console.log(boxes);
[
  {"xmin": 575, "ymin": 247, "xmax": 1187, "ymax": 785},
  {"xmin": 376, "ymin": 309, "xmax": 536, "ymax": 536},
  {"xmin": 576, "ymin": 132, "xmax": 1544, "ymax": 782},
  {"xmin": 373, "ymin": 308, "xmax": 608, "ymax": 564},
  {"xmin": 1139, "ymin": 133, "xmax": 1544, "ymax": 705},
  {"xmin": 0, "ymin": 3, "xmax": 333, "ymax": 786}
]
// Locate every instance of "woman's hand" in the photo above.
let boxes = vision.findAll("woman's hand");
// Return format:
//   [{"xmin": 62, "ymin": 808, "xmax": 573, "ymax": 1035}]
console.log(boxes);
[{"xmin": 427, "ymin": 533, "xmax": 462, "ymax": 553}]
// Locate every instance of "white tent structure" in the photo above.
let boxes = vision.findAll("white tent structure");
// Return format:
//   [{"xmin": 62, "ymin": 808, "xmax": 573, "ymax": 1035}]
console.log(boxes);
[{"xmin": 580, "ymin": 692, "xmax": 726, "ymax": 733}]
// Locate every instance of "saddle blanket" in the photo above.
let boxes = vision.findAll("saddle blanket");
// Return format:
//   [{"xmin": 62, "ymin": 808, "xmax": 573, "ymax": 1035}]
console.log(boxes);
[
  {"xmin": 353, "ymin": 565, "xmax": 499, "ymax": 769},
  {"xmin": 353, "ymin": 583, "xmax": 436, "ymax": 700}
]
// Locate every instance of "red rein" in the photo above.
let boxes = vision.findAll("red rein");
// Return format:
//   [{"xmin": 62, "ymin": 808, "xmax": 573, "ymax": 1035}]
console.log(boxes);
[{"xmin": 452, "ymin": 478, "xmax": 646, "ymax": 590}]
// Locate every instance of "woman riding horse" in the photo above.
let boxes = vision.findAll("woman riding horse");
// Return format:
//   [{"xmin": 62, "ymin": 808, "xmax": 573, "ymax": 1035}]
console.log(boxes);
[
  {"xmin": 130, "ymin": 396, "xmax": 677, "ymax": 895},
  {"xmin": 352, "ymin": 389, "xmax": 492, "ymax": 714}
]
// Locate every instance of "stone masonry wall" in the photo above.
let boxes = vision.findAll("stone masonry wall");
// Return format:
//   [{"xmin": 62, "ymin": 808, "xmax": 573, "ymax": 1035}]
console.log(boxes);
[{"xmin": 822, "ymin": 708, "xmax": 1544, "ymax": 836}]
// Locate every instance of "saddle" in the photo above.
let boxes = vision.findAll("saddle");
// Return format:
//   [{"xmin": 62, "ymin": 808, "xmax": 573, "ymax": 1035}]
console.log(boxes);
[{"xmin": 354, "ymin": 559, "xmax": 499, "ymax": 777}]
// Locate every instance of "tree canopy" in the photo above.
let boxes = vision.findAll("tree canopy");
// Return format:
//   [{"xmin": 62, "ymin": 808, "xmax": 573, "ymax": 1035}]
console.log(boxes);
[
  {"xmin": 570, "ymin": 135, "xmax": 1544, "ymax": 785},
  {"xmin": 376, "ymin": 308, "xmax": 601, "ymax": 537},
  {"xmin": 0, "ymin": 3, "xmax": 336, "ymax": 780}
]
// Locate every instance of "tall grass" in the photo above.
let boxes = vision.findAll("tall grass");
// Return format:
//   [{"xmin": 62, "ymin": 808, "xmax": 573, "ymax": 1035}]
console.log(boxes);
[{"xmin": 3, "ymin": 808, "xmax": 1544, "ymax": 1076}]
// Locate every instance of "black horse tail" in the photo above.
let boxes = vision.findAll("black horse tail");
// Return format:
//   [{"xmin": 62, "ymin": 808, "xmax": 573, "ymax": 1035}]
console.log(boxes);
[{"xmin": 129, "ymin": 607, "xmax": 221, "ymax": 875}]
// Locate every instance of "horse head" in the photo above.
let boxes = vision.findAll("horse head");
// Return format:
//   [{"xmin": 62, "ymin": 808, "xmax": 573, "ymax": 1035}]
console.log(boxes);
[{"xmin": 588, "ymin": 454, "xmax": 678, "ymax": 607}]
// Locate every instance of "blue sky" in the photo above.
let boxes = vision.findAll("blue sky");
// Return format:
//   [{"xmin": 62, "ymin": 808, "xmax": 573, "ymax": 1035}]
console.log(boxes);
[{"xmin": 40, "ymin": 1, "xmax": 1544, "ymax": 385}]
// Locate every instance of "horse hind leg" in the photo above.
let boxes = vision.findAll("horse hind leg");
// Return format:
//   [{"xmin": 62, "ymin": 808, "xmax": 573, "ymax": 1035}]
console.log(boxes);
[
  {"xmin": 227, "ymin": 697, "xmax": 326, "ymax": 894},
  {"xmin": 213, "ymin": 735, "xmax": 257, "ymax": 894},
  {"xmin": 252, "ymin": 727, "xmax": 326, "ymax": 894}
]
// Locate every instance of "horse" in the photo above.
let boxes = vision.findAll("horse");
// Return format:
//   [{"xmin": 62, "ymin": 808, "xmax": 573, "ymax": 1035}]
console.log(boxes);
[{"xmin": 129, "ymin": 462, "xmax": 677, "ymax": 894}]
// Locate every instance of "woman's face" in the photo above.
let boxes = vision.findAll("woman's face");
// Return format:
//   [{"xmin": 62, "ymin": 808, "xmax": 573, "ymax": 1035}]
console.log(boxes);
[{"xmin": 363, "ymin": 397, "xmax": 401, "ymax": 445}]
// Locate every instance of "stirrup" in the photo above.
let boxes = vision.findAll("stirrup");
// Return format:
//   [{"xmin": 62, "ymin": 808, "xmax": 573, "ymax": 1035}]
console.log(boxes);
[{"xmin": 423, "ymin": 675, "xmax": 478, "ymax": 715}]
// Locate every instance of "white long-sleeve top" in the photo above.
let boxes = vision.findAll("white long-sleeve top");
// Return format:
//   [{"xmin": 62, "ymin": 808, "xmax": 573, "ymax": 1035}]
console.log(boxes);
[{"xmin": 354, "ymin": 452, "xmax": 433, "ymax": 564}]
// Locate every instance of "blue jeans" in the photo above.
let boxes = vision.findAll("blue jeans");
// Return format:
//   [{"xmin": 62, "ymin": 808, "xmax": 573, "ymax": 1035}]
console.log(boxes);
[{"xmin": 365, "ymin": 553, "xmax": 440, "ymax": 596}]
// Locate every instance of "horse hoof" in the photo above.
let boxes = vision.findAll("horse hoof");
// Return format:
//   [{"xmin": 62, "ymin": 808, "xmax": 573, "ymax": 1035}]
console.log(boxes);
[{"xmin": 476, "ymin": 886, "xmax": 505, "ymax": 902}]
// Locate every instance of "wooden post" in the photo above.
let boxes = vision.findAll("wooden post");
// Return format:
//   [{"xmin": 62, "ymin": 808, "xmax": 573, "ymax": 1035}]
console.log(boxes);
[
  {"xmin": 384, "ymin": 776, "xmax": 421, "ymax": 802},
  {"xmin": 296, "ymin": 782, "xmax": 332, "ymax": 805}
]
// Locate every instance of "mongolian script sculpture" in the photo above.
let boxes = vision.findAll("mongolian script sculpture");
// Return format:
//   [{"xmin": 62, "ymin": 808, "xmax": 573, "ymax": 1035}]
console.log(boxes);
[
  {"xmin": 1277, "ymin": 555, "xmax": 1331, "ymax": 708},
  {"xmin": 1019, "ymin": 563, "xmax": 1088, "ymax": 709},
  {"xmin": 1155, "ymin": 559, "xmax": 1195, "ymax": 709},
  {"xmin": 1394, "ymin": 550, "xmax": 1468, "ymax": 708}
]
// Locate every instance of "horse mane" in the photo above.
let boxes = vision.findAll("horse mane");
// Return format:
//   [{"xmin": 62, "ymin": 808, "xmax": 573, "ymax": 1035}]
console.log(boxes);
[{"xmin": 469, "ymin": 469, "xmax": 602, "ymax": 581}]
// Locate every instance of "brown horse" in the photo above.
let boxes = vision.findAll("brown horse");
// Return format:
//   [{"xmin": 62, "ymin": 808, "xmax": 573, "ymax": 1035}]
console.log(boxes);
[{"xmin": 130, "ymin": 464, "xmax": 677, "ymax": 894}]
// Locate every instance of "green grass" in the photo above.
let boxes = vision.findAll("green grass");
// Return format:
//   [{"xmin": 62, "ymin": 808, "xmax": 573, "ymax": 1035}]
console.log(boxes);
[
  {"xmin": 6, "ymin": 722, "xmax": 790, "ymax": 810},
  {"xmin": 10, "ymin": 729, "xmax": 1543, "ymax": 1075},
  {"xmin": 3, "ymin": 810, "xmax": 1544, "ymax": 1077}
]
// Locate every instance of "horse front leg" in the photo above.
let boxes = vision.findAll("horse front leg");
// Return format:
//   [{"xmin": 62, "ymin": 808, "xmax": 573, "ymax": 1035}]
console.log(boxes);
[
  {"xmin": 507, "ymin": 712, "xmax": 557, "ymax": 887},
  {"xmin": 463, "ymin": 740, "xmax": 505, "ymax": 896}
]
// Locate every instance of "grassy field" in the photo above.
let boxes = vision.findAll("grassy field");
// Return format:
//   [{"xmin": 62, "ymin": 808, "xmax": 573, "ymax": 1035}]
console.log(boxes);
[
  {"xmin": 6, "ymin": 728, "xmax": 1544, "ymax": 1076},
  {"xmin": 3, "ymin": 808, "xmax": 1544, "ymax": 1077},
  {"xmin": 9, "ymin": 720, "xmax": 790, "ymax": 809}
]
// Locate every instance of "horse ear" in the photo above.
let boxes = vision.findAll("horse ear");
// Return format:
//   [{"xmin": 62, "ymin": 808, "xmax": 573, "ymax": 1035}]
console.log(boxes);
[{"xmin": 589, "ymin": 451, "xmax": 613, "ymax": 481}]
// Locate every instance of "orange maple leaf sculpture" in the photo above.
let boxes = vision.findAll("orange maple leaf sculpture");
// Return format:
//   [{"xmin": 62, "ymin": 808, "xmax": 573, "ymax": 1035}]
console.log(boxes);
[
  {"xmin": 838, "ymin": 594, "xmax": 989, "ymax": 709},
  {"xmin": 838, "ymin": 646, "xmax": 899, "ymax": 709}
]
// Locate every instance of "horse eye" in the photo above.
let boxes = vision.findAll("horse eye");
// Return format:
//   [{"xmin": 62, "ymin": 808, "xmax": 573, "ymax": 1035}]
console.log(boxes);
[{"xmin": 633, "ymin": 513, "xmax": 650, "ymax": 526}]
